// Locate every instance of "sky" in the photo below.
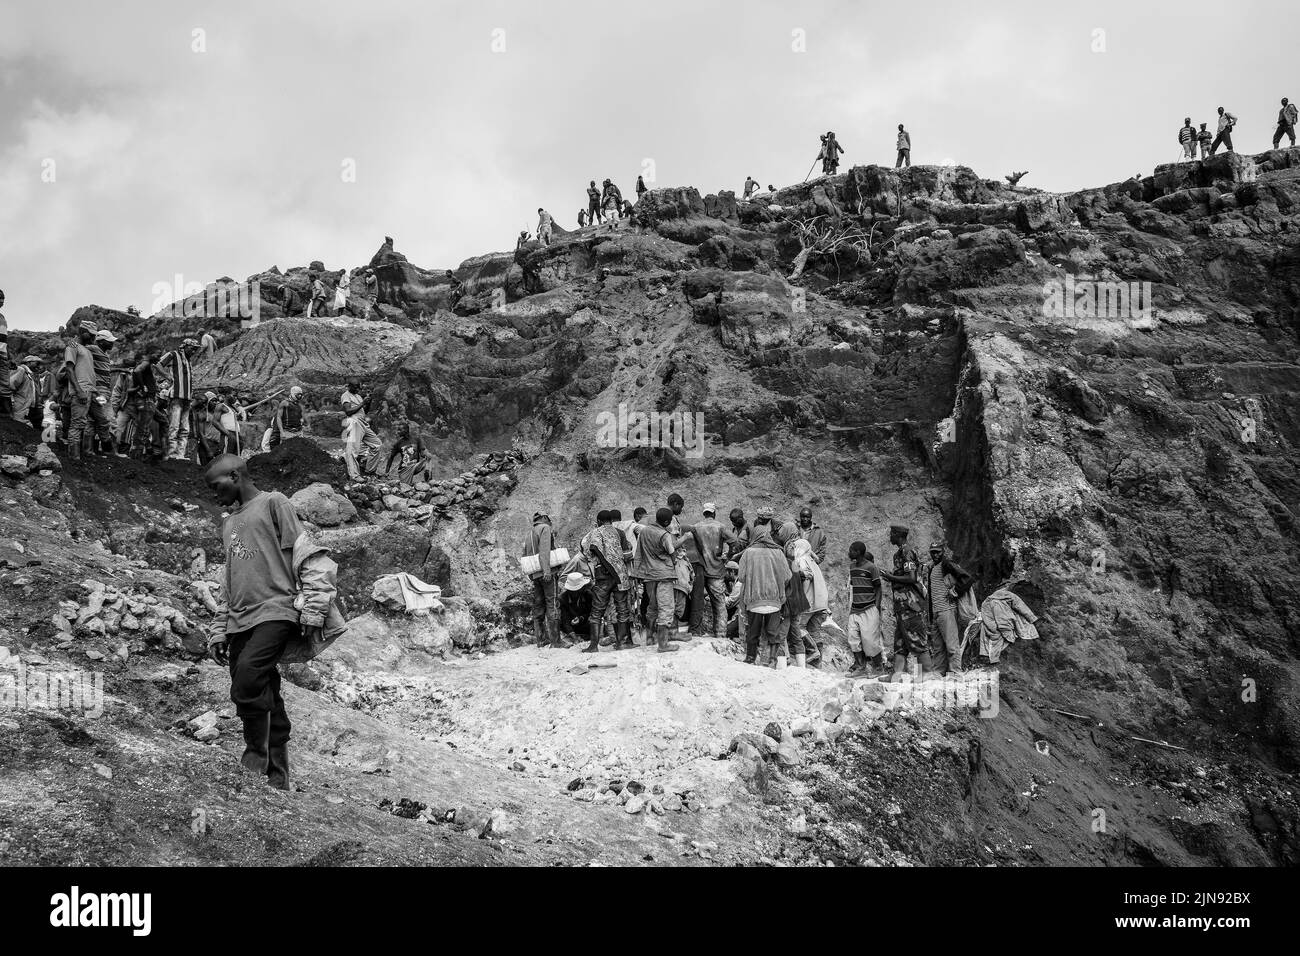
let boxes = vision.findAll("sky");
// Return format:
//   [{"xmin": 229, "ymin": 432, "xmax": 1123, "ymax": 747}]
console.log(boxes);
[{"xmin": 1, "ymin": 0, "xmax": 1295, "ymax": 330}]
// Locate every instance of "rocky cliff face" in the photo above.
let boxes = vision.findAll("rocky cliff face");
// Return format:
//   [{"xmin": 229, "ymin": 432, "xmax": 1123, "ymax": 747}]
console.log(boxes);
[{"xmin": 6, "ymin": 149, "xmax": 1298, "ymax": 866}]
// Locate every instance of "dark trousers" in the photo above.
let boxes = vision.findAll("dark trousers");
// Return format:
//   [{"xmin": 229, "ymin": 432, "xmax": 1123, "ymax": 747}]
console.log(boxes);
[
  {"xmin": 531, "ymin": 574, "xmax": 558, "ymax": 643},
  {"xmin": 1210, "ymin": 128, "xmax": 1233, "ymax": 154},
  {"xmin": 27, "ymin": 402, "xmax": 42, "ymax": 431},
  {"xmin": 687, "ymin": 562, "xmax": 706, "ymax": 632},
  {"xmin": 227, "ymin": 619, "xmax": 296, "ymax": 746},
  {"xmin": 745, "ymin": 610, "xmax": 781, "ymax": 660},
  {"xmin": 1274, "ymin": 122, "xmax": 1296, "ymax": 148}
]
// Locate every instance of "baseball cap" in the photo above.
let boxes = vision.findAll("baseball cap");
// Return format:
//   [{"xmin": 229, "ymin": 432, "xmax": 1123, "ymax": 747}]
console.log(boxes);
[
  {"xmin": 702, "ymin": 502, "xmax": 717, "ymax": 514},
  {"xmin": 94, "ymin": 329, "xmax": 117, "ymax": 343}
]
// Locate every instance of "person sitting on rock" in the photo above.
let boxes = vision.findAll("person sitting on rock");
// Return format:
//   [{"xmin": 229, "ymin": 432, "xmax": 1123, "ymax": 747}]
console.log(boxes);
[
  {"xmin": 205, "ymin": 453, "xmax": 345, "ymax": 792},
  {"xmin": 385, "ymin": 420, "xmax": 432, "ymax": 486}
]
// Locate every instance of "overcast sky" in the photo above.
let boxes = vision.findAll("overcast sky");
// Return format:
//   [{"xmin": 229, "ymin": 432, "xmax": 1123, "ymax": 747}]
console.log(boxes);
[{"xmin": 1, "ymin": 0, "xmax": 1295, "ymax": 330}]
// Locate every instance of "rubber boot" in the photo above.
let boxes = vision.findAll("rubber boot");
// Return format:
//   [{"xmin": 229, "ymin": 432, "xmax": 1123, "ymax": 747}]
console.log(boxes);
[
  {"xmin": 920, "ymin": 651, "xmax": 941, "ymax": 682},
  {"xmin": 614, "ymin": 621, "xmax": 634, "ymax": 651},
  {"xmin": 533, "ymin": 619, "xmax": 546, "ymax": 648},
  {"xmin": 267, "ymin": 743, "xmax": 290, "ymax": 791},
  {"xmin": 656, "ymin": 625, "xmax": 679, "ymax": 653},
  {"xmin": 581, "ymin": 621, "xmax": 601, "ymax": 653},
  {"xmin": 794, "ymin": 653, "xmax": 806, "ymax": 669},
  {"xmin": 849, "ymin": 650, "xmax": 867, "ymax": 675},
  {"xmin": 889, "ymin": 652, "xmax": 908, "ymax": 683},
  {"xmin": 239, "ymin": 713, "xmax": 270, "ymax": 775}
]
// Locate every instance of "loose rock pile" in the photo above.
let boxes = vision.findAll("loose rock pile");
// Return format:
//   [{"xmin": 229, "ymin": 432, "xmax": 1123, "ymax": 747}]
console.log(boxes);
[
  {"xmin": 52, "ymin": 577, "xmax": 206, "ymax": 661},
  {"xmin": 343, "ymin": 448, "xmax": 523, "ymax": 523}
]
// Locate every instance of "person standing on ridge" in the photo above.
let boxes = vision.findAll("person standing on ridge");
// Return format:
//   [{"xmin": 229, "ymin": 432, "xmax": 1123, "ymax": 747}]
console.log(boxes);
[
  {"xmin": 601, "ymin": 178, "xmax": 623, "ymax": 219},
  {"xmin": 635, "ymin": 175, "xmax": 647, "ymax": 200},
  {"xmin": 821, "ymin": 131, "xmax": 844, "ymax": 175},
  {"xmin": 895, "ymin": 124, "xmax": 911, "ymax": 168},
  {"xmin": 1210, "ymin": 106, "xmax": 1238, "ymax": 155},
  {"xmin": 537, "ymin": 208, "xmax": 554, "ymax": 245},
  {"xmin": 1274, "ymin": 97, "xmax": 1298, "ymax": 149},
  {"xmin": 1178, "ymin": 117, "xmax": 1197, "ymax": 161},
  {"xmin": 743, "ymin": 175, "xmax": 760, "ymax": 199},
  {"xmin": 1197, "ymin": 122, "xmax": 1213, "ymax": 159},
  {"xmin": 587, "ymin": 180, "xmax": 603, "ymax": 225}
]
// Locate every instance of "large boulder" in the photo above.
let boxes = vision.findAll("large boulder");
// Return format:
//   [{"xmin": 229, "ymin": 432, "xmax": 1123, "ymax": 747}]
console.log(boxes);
[{"xmin": 289, "ymin": 482, "xmax": 358, "ymax": 527}]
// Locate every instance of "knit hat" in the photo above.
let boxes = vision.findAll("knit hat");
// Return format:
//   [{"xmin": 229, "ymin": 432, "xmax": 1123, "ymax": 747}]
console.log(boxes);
[
  {"xmin": 182, "ymin": 337, "xmax": 200, "ymax": 348},
  {"xmin": 756, "ymin": 505, "xmax": 774, "ymax": 520},
  {"xmin": 94, "ymin": 329, "xmax": 117, "ymax": 342},
  {"xmin": 890, "ymin": 523, "xmax": 909, "ymax": 536}
]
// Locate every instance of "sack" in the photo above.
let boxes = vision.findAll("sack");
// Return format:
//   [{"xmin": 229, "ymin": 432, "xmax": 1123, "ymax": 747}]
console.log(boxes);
[
  {"xmin": 520, "ymin": 547, "xmax": 570, "ymax": 576},
  {"xmin": 956, "ymin": 586, "xmax": 980, "ymax": 628}
]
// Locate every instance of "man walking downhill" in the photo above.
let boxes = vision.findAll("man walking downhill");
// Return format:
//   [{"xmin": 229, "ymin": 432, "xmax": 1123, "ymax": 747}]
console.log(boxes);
[
  {"xmin": 630, "ymin": 507, "xmax": 680, "ymax": 653},
  {"xmin": 1274, "ymin": 97, "xmax": 1298, "ymax": 149},
  {"xmin": 924, "ymin": 541, "xmax": 975, "ymax": 675},
  {"xmin": 879, "ymin": 523, "xmax": 936, "ymax": 682},
  {"xmin": 206, "ymin": 454, "xmax": 343, "ymax": 791},
  {"xmin": 158, "ymin": 337, "xmax": 198, "ymax": 460},
  {"xmin": 1179, "ymin": 117, "xmax": 1197, "ymax": 161},
  {"xmin": 1210, "ymin": 106, "xmax": 1238, "ymax": 155},
  {"xmin": 895, "ymin": 124, "xmax": 911, "ymax": 168}
]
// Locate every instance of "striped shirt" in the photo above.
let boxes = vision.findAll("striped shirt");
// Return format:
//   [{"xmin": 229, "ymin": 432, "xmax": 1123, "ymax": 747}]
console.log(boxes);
[
  {"xmin": 928, "ymin": 563, "xmax": 954, "ymax": 613},
  {"xmin": 848, "ymin": 561, "xmax": 881, "ymax": 612},
  {"xmin": 159, "ymin": 350, "xmax": 192, "ymax": 400}
]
